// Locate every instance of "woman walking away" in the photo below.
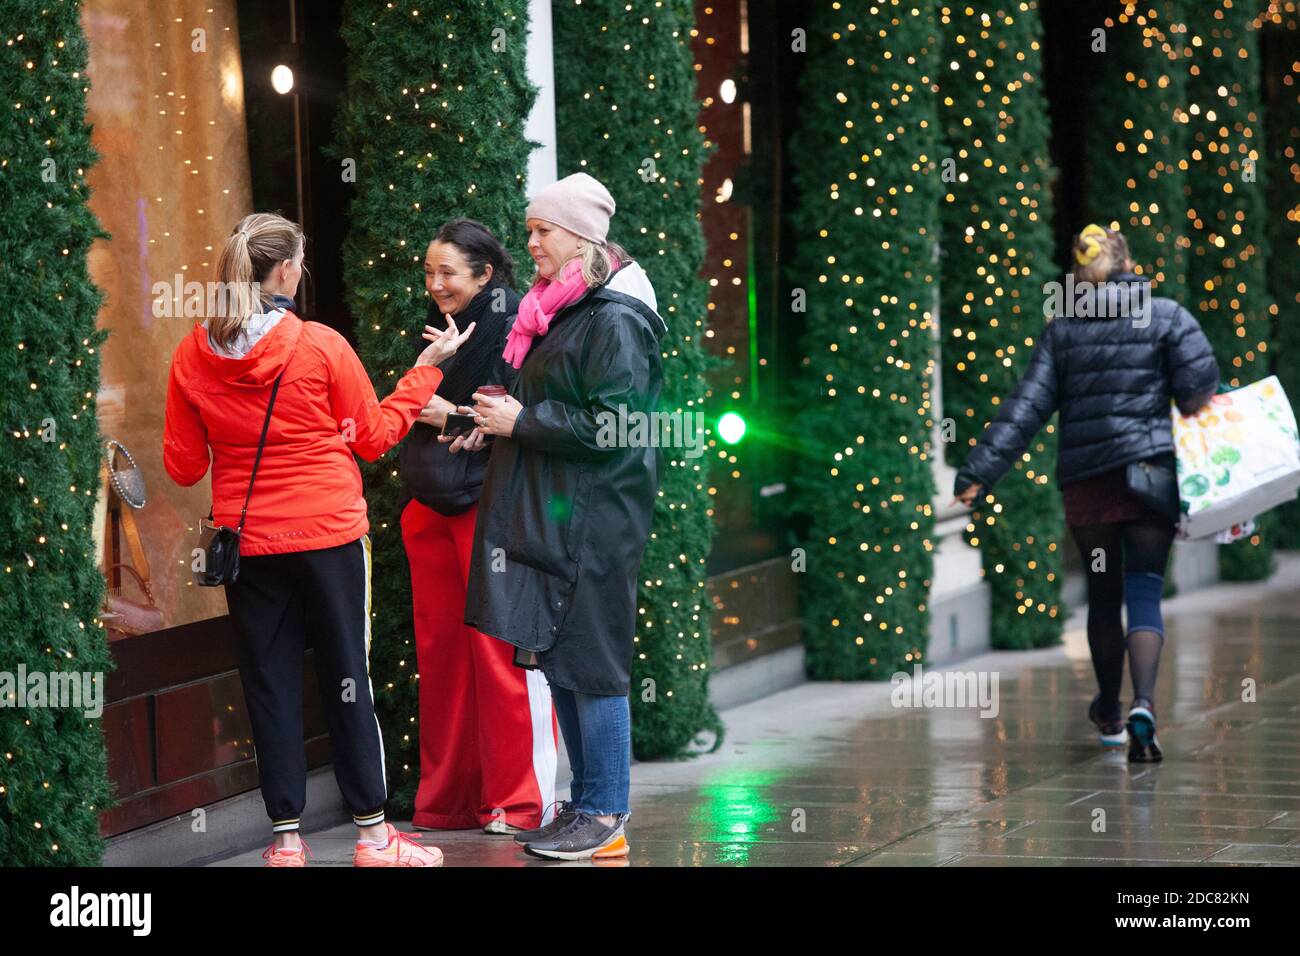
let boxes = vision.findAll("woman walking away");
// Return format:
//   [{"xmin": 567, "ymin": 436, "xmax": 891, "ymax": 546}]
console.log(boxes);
[
  {"xmin": 449, "ymin": 172, "xmax": 667, "ymax": 859},
  {"xmin": 164, "ymin": 212, "xmax": 473, "ymax": 865},
  {"xmin": 953, "ymin": 223, "xmax": 1218, "ymax": 763},
  {"xmin": 398, "ymin": 218, "xmax": 558, "ymax": 835}
]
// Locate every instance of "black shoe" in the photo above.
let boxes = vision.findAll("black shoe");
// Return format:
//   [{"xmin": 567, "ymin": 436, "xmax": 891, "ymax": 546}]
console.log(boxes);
[
  {"xmin": 512, "ymin": 801, "xmax": 577, "ymax": 845},
  {"xmin": 1126, "ymin": 701, "xmax": 1163, "ymax": 763},
  {"xmin": 1088, "ymin": 694, "xmax": 1127, "ymax": 748},
  {"xmin": 522, "ymin": 811, "xmax": 629, "ymax": 861}
]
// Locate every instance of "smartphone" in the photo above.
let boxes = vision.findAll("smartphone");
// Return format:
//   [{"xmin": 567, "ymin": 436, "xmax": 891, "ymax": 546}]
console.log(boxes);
[{"xmin": 442, "ymin": 412, "xmax": 479, "ymax": 438}]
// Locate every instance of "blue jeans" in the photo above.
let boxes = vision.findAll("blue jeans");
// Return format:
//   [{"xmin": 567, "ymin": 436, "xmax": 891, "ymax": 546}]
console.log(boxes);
[{"xmin": 550, "ymin": 686, "xmax": 630, "ymax": 816}]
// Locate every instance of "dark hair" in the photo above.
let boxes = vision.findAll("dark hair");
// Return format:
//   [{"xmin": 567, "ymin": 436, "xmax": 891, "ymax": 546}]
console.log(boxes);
[{"xmin": 433, "ymin": 218, "xmax": 516, "ymax": 288}]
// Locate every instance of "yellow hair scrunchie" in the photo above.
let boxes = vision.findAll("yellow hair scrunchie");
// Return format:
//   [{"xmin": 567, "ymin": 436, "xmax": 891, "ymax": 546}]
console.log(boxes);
[{"xmin": 1075, "ymin": 223, "xmax": 1107, "ymax": 265}]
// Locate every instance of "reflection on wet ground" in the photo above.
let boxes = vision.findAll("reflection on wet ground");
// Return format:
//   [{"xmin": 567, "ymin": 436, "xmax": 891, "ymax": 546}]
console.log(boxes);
[{"xmin": 214, "ymin": 562, "xmax": 1300, "ymax": 866}]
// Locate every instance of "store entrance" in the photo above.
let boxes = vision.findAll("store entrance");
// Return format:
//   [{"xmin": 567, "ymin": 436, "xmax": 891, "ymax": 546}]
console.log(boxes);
[{"xmin": 237, "ymin": 0, "xmax": 352, "ymax": 336}]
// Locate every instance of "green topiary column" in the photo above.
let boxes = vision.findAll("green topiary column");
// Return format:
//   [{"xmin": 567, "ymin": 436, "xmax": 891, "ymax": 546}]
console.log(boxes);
[
  {"xmin": 551, "ymin": 0, "xmax": 721, "ymax": 757},
  {"xmin": 939, "ymin": 1, "xmax": 1064, "ymax": 649},
  {"xmin": 334, "ymin": 0, "xmax": 536, "ymax": 812},
  {"xmin": 1086, "ymin": 0, "xmax": 1191, "ymax": 306},
  {"xmin": 1266, "ymin": 46, "xmax": 1300, "ymax": 548},
  {"xmin": 0, "ymin": 0, "xmax": 113, "ymax": 864},
  {"xmin": 786, "ymin": 0, "xmax": 940, "ymax": 679},
  {"xmin": 1185, "ymin": 0, "xmax": 1275, "ymax": 580},
  {"xmin": 1083, "ymin": 2, "xmax": 1190, "ymax": 592}
]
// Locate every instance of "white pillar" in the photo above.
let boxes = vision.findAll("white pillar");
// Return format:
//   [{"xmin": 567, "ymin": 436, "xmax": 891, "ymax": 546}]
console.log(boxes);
[
  {"xmin": 525, "ymin": 0, "xmax": 558, "ymax": 195},
  {"xmin": 927, "ymin": 246, "xmax": 991, "ymax": 663}
]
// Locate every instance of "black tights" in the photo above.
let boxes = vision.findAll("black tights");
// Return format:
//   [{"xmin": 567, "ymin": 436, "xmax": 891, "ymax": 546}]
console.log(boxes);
[{"xmin": 1072, "ymin": 518, "xmax": 1176, "ymax": 719}]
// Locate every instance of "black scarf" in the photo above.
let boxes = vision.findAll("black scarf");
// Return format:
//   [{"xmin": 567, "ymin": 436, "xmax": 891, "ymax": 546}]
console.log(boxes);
[
  {"xmin": 397, "ymin": 280, "xmax": 520, "ymax": 517},
  {"xmin": 421, "ymin": 281, "xmax": 521, "ymax": 406}
]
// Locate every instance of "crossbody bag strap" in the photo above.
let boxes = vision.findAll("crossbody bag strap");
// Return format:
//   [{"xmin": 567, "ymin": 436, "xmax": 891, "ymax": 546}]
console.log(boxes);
[{"xmin": 236, "ymin": 368, "xmax": 286, "ymax": 534}]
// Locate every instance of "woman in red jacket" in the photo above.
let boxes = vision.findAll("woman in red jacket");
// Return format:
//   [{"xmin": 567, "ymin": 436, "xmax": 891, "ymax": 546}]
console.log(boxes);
[{"xmin": 163, "ymin": 212, "xmax": 473, "ymax": 867}]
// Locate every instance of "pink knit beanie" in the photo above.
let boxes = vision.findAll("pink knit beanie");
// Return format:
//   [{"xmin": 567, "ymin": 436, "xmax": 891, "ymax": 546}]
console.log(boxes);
[{"xmin": 524, "ymin": 172, "xmax": 616, "ymax": 244}]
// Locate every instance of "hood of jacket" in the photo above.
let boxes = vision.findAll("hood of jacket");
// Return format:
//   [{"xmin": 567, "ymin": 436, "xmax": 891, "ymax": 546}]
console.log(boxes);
[
  {"xmin": 1058, "ymin": 269, "xmax": 1152, "ymax": 323},
  {"xmin": 192, "ymin": 300, "xmax": 304, "ymax": 389},
  {"xmin": 596, "ymin": 260, "xmax": 668, "ymax": 339}
]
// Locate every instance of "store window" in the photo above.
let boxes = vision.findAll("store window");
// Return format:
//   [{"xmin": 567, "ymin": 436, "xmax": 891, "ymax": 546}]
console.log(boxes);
[{"xmin": 85, "ymin": 0, "xmax": 254, "ymax": 636}]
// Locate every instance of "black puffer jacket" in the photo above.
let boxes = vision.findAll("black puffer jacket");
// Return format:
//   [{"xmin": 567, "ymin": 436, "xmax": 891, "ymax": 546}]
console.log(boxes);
[{"xmin": 955, "ymin": 273, "xmax": 1219, "ymax": 493}]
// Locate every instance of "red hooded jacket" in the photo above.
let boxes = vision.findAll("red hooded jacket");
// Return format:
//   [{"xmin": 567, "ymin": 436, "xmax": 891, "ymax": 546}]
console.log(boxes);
[{"xmin": 163, "ymin": 312, "xmax": 441, "ymax": 555}]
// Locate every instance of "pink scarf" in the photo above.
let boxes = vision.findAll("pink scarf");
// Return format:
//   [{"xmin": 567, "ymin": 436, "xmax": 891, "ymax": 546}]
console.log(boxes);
[{"xmin": 503, "ymin": 255, "xmax": 617, "ymax": 369}]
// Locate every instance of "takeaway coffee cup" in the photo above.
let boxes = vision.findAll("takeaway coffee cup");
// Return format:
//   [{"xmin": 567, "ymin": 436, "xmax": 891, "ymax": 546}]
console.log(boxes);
[{"xmin": 474, "ymin": 384, "xmax": 508, "ymax": 442}]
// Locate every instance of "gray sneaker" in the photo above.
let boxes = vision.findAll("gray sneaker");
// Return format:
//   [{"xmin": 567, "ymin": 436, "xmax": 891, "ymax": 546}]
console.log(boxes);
[
  {"xmin": 513, "ymin": 801, "xmax": 577, "ymax": 844},
  {"xmin": 522, "ymin": 811, "xmax": 629, "ymax": 861}
]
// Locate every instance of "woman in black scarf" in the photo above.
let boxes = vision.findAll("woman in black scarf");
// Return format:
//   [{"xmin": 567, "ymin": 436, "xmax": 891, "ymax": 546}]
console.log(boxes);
[{"xmin": 398, "ymin": 219, "xmax": 558, "ymax": 835}]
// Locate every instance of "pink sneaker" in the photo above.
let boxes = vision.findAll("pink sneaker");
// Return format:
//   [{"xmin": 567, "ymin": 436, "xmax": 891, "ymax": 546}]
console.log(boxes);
[
  {"xmin": 261, "ymin": 839, "xmax": 312, "ymax": 867},
  {"xmin": 353, "ymin": 823, "xmax": 444, "ymax": 867}
]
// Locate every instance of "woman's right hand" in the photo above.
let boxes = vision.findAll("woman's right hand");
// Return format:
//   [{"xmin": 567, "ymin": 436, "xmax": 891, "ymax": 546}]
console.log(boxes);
[
  {"xmin": 437, "ymin": 406, "xmax": 487, "ymax": 453},
  {"xmin": 415, "ymin": 314, "xmax": 475, "ymax": 367}
]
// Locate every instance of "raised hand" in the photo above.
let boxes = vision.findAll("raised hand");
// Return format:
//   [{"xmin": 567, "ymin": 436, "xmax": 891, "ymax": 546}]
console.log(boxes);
[{"xmin": 416, "ymin": 314, "xmax": 476, "ymax": 367}]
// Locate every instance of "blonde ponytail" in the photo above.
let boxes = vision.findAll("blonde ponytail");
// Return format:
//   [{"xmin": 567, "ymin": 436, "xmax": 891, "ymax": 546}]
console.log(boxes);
[
  {"xmin": 1072, "ymin": 223, "xmax": 1131, "ymax": 284},
  {"xmin": 210, "ymin": 213, "xmax": 303, "ymax": 348}
]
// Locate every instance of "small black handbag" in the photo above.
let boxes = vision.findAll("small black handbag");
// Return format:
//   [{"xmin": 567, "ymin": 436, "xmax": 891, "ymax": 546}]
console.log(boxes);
[
  {"xmin": 1126, "ymin": 457, "xmax": 1181, "ymax": 524},
  {"xmin": 194, "ymin": 369, "xmax": 285, "ymax": 587}
]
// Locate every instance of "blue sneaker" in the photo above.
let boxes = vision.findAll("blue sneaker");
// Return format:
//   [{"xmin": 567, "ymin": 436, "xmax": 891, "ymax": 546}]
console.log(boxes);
[{"xmin": 1126, "ymin": 702, "xmax": 1163, "ymax": 763}]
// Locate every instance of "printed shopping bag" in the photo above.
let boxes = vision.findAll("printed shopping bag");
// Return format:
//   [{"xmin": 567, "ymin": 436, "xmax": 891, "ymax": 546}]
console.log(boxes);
[{"xmin": 1172, "ymin": 376, "xmax": 1300, "ymax": 539}]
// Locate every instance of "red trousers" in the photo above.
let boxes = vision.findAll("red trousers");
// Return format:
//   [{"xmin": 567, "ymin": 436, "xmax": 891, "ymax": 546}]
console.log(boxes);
[{"xmin": 401, "ymin": 499, "xmax": 557, "ymax": 829}]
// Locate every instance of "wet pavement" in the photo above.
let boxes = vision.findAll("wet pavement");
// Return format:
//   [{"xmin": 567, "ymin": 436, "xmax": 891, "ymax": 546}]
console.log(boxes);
[{"xmin": 212, "ymin": 555, "xmax": 1300, "ymax": 867}]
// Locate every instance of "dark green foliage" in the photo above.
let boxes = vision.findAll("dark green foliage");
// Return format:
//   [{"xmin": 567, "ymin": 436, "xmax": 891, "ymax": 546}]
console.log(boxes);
[
  {"xmin": 1267, "ymin": 52, "xmax": 1300, "ymax": 547},
  {"xmin": 786, "ymin": 0, "xmax": 939, "ymax": 679},
  {"xmin": 1087, "ymin": 2, "xmax": 1289, "ymax": 567},
  {"xmin": 0, "ymin": 0, "xmax": 114, "ymax": 865},
  {"xmin": 552, "ymin": 0, "xmax": 721, "ymax": 757},
  {"xmin": 334, "ymin": 0, "xmax": 536, "ymax": 812},
  {"xmin": 1185, "ymin": 1, "xmax": 1274, "ymax": 579},
  {"xmin": 1085, "ymin": 0, "xmax": 1191, "ymax": 305},
  {"xmin": 939, "ymin": 1, "xmax": 1065, "ymax": 649}
]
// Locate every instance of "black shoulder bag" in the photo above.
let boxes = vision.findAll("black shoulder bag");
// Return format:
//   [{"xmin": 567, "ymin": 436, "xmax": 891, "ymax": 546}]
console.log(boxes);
[
  {"xmin": 194, "ymin": 369, "xmax": 285, "ymax": 587},
  {"xmin": 1126, "ymin": 457, "xmax": 1181, "ymax": 524}
]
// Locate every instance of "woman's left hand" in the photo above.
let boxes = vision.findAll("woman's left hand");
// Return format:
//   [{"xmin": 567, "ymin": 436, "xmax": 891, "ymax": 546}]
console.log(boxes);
[
  {"xmin": 952, "ymin": 483, "xmax": 983, "ymax": 507},
  {"xmin": 416, "ymin": 393, "xmax": 457, "ymax": 429},
  {"xmin": 471, "ymin": 391, "xmax": 524, "ymax": 437}
]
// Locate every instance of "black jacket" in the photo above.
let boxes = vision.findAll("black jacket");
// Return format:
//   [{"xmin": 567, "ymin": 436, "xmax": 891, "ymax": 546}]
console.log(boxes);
[
  {"xmin": 955, "ymin": 274, "xmax": 1219, "ymax": 493},
  {"xmin": 463, "ymin": 261, "xmax": 667, "ymax": 696}
]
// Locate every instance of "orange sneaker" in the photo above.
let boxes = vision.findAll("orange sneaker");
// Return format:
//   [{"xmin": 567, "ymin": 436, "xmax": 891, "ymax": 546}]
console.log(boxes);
[
  {"xmin": 261, "ymin": 839, "xmax": 312, "ymax": 867},
  {"xmin": 353, "ymin": 823, "xmax": 444, "ymax": 867}
]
